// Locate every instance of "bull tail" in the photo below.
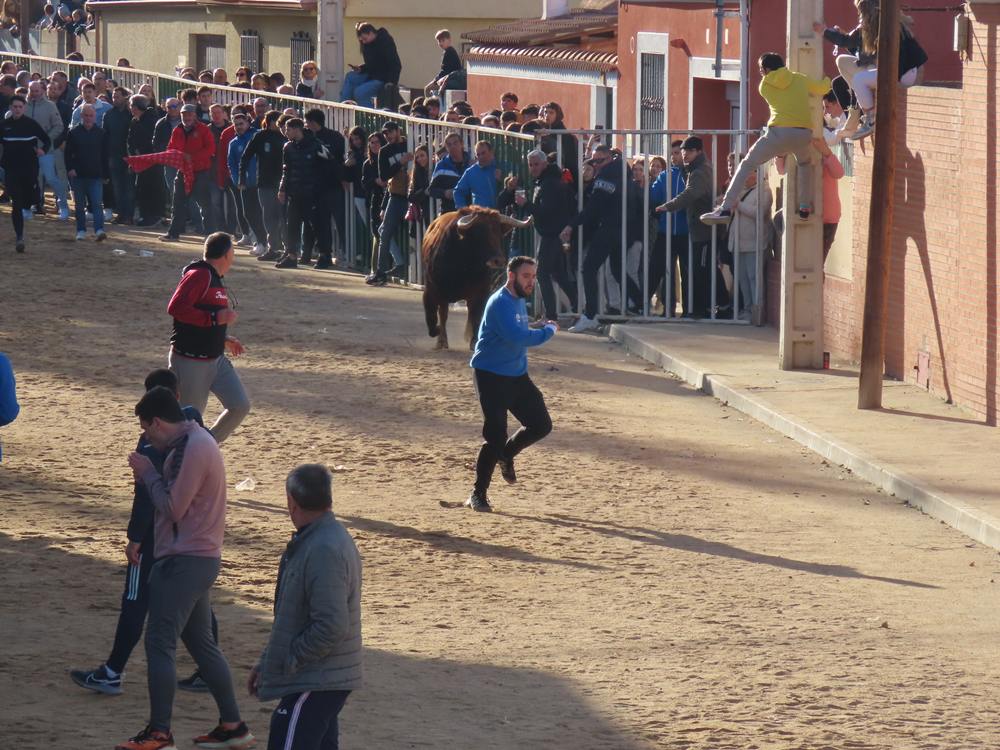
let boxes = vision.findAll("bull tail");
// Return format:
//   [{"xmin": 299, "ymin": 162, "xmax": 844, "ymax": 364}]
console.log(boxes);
[{"xmin": 423, "ymin": 289, "xmax": 439, "ymax": 337}]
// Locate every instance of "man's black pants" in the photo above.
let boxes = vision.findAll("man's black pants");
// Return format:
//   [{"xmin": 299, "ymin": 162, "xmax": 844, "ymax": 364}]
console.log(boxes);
[
  {"xmin": 285, "ymin": 193, "xmax": 321, "ymax": 258},
  {"xmin": 302, "ymin": 188, "xmax": 344, "ymax": 258},
  {"xmin": 474, "ymin": 369, "xmax": 552, "ymax": 495},
  {"xmin": 536, "ymin": 235, "xmax": 577, "ymax": 320},
  {"xmin": 167, "ymin": 170, "xmax": 213, "ymax": 238},
  {"xmin": 581, "ymin": 227, "xmax": 643, "ymax": 318},
  {"xmin": 9, "ymin": 173, "xmax": 35, "ymax": 240},
  {"xmin": 268, "ymin": 690, "xmax": 351, "ymax": 750}
]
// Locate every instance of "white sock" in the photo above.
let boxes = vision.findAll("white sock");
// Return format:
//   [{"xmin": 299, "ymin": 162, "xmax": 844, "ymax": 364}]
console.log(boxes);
[{"xmin": 103, "ymin": 664, "xmax": 119, "ymax": 678}]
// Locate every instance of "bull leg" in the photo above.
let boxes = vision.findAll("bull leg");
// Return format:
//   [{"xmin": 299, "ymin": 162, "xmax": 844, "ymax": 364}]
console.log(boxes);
[
  {"xmin": 466, "ymin": 295, "xmax": 487, "ymax": 351},
  {"xmin": 423, "ymin": 288, "xmax": 440, "ymax": 338},
  {"xmin": 436, "ymin": 302, "xmax": 450, "ymax": 350}
]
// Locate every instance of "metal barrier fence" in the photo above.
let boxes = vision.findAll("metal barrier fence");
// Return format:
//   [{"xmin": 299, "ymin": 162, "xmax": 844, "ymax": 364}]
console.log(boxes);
[
  {"xmin": 539, "ymin": 128, "xmax": 769, "ymax": 325},
  {"xmin": 0, "ymin": 53, "xmax": 769, "ymax": 325}
]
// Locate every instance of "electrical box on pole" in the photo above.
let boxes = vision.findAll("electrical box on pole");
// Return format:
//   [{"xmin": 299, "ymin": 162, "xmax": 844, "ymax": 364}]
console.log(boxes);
[
  {"xmin": 318, "ymin": 0, "xmax": 345, "ymax": 101},
  {"xmin": 778, "ymin": 0, "xmax": 825, "ymax": 370}
]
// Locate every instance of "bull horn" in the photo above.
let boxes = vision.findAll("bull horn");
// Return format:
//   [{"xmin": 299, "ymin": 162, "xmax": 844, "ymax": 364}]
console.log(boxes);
[
  {"xmin": 497, "ymin": 214, "xmax": 533, "ymax": 229},
  {"xmin": 457, "ymin": 213, "xmax": 479, "ymax": 229}
]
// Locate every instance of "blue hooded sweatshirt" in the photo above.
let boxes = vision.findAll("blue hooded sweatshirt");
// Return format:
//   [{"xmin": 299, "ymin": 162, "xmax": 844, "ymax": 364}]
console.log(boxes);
[
  {"xmin": 471, "ymin": 287, "xmax": 555, "ymax": 376},
  {"xmin": 650, "ymin": 165, "xmax": 689, "ymax": 236},
  {"xmin": 228, "ymin": 128, "xmax": 258, "ymax": 188},
  {"xmin": 0, "ymin": 352, "xmax": 20, "ymax": 461},
  {"xmin": 453, "ymin": 160, "xmax": 499, "ymax": 209}
]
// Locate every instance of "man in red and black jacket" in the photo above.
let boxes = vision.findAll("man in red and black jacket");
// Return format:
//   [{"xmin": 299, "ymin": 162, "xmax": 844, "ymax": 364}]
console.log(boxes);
[
  {"xmin": 166, "ymin": 232, "xmax": 250, "ymax": 443},
  {"xmin": 161, "ymin": 103, "xmax": 216, "ymax": 242}
]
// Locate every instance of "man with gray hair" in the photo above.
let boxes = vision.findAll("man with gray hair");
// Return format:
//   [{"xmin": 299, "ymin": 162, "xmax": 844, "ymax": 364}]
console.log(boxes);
[
  {"xmin": 248, "ymin": 464, "xmax": 362, "ymax": 750},
  {"xmin": 64, "ymin": 103, "xmax": 109, "ymax": 241},
  {"xmin": 514, "ymin": 149, "xmax": 577, "ymax": 321},
  {"xmin": 26, "ymin": 79, "xmax": 69, "ymax": 219}
]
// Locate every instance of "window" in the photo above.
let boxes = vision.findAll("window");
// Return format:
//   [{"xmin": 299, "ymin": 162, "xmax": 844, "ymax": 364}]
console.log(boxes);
[
  {"xmin": 194, "ymin": 34, "xmax": 226, "ymax": 73},
  {"xmin": 290, "ymin": 31, "xmax": 314, "ymax": 86},
  {"xmin": 639, "ymin": 53, "xmax": 666, "ymax": 154},
  {"xmin": 240, "ymin": 29, "xmax": 261, "ymax": 74}
]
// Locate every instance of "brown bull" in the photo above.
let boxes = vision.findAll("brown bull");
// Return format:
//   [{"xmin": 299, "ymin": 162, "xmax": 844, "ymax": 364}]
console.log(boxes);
[{"xmin": 422, "ymin": 206, "xmax": 532, "ymax": 350}]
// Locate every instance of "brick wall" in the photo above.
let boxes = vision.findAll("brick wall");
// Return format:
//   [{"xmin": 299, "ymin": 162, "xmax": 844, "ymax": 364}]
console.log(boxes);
[{"xmin": 822, "ymin": 6, "xmax": 1000, "ymax": 423}]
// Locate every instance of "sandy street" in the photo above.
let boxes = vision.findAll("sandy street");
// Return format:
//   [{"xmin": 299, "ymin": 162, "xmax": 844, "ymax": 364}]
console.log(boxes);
[{"xmin": 1, "ymin": 219, "xmax": 999, "ymax": 750}]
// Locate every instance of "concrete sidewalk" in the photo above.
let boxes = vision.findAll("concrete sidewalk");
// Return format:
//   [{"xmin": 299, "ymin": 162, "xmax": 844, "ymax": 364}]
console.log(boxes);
[{"xmin": 609, "ymin": 322, "xmax": 1000, "ymax": 550}]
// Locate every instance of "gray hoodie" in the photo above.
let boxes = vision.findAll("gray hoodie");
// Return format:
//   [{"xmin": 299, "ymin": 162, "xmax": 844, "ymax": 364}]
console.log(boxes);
[{"xmin": 257, "ymin": 511, "xmax": 363, "ymax": 700}]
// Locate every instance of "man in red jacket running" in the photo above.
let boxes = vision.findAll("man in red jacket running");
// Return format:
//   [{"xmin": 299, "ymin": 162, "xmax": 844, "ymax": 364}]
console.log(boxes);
[
  {"xmin": 161, "ymin": 103, "xmax": 216, "ymax": 242},
  {"xmin": 167, "ymin": 232, "xmax": 250, "ymax": 443}
]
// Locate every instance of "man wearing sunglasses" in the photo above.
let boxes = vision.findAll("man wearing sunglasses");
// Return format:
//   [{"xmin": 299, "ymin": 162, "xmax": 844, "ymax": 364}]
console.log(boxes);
[{"xmin": 166, "ymin": 232, "xmax": 250, "ymax": 443}]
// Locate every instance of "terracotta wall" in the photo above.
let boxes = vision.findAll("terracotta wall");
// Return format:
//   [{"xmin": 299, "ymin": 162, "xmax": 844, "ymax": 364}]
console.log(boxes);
[
  {"xmin": 464, "ymin": 75, "xmax": 594, "ymax": 127},
  {"xmin": 823, "ymin": 4, "xmax": 1000, "ymax": 423}
]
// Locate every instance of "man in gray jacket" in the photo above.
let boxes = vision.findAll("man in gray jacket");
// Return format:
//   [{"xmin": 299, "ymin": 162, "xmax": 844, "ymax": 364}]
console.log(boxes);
[
  {"xmin": 249, "ymin": 464, "xmax": 362, "ymax": 750},
  {"xmin": 26, "ymin": 80, "xmax": 69, "ymax": 219},
  {"xmin": 656, "ymin": 136, "xmax": 715, "ymax": 318}
]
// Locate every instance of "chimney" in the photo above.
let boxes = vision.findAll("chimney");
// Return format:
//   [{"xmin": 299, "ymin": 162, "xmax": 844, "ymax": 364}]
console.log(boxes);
[{"xmin": 542, "ymin": 0, "xmax": 570, "ymax": 20}]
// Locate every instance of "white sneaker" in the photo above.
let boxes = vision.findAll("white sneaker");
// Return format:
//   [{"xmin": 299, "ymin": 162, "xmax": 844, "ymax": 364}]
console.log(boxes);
[
  {"xmin": 249, "ymin": 243, "xmax": 264, "ymax": 256},
  {"xmin": 22, "ymin": 209, "xmax": 32, "ymax": 220},
  {"xmin": 237, "ymin": 235, "xmax": 252, "ymax": 247},
  {"xmin": 75, "ymin": 230, "xmax": 86, "ymax": 241},
  {"xmin": 58, "ymin": 206, "xmax": 70, "ymax": 221},
  {"xmin": 95, "ymin": 230, "xmax": 107, "ymax": 242},
  {"xmin": 104, "ymin": 208, "xmax": 114, "ymax": 222},
  {"xmin": 568, "ymin": 314, "xmax": 599, "ymax": 333}
]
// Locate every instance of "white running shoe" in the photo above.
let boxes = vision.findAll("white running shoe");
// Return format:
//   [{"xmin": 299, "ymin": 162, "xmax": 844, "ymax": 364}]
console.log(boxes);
[
  {"xmin": 95, "ymin": 230, "xmax": 107, "ymax": 242},
  {"xmin": 75, "ymin": 230, "xmax": 86, "ymax": 241},
  {"xmin": 568, "ymin": 314, "xmax": 599, "ymax": 333},
  {"xmin": 104, "ymin": 208, "xmax": 114, "ymax": 222},
  {"xmin": 250, "ymin": 243, "xmax": 264, "ymax": 256}
]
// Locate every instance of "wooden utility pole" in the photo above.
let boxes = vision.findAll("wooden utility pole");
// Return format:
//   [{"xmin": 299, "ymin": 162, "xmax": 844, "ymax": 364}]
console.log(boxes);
[{"xmin": 858, "ymin": 0, "xmax": 902, "ymax": 408}]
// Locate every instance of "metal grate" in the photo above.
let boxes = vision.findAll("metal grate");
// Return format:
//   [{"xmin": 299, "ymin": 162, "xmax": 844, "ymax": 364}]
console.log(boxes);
[
  {"xmin": 639, "ymin": 52, "xmax": 665, "ymax": 155},
  {"xmin": 290, "ymin": 31, "xmax": 314, "ymax": 86},
  {"xmin": 240, "ymin": 30, "xmax": 261, "ymax": 73}
]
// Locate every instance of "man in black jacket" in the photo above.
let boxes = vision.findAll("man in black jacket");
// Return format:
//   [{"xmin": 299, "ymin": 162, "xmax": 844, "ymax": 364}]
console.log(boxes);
[
  {"xmin": 275, "ymin": 118, "xmax": 328, "ymax": 270},
  {"xmin": 65, "ymin": 103, "xmax": 110, "ymax": 241},
  {"xmin": 560, "ymin": 146, "xmax": 640, "ymax": 331},
  {"xmin": 1, "ymin": 95, "xmax": 50, "ymax": 253},
  {"xmin": 240, "ymin": 110, "xmax": 287, "ymax": 262},
  {"xmin": 340, "ymin": 22, "xmax": 402, "ymax": 108},
  {"xmin": 303, "ymin": 108, "xmax": 345, "ymax": 270},
  {"xmin": 369, "ymin": 120, "xmax": 410, "ymax": 284},
  {"xmin": 516, "ymin": 150, "xmax": 577, "ymax": 320},
  {"xmin": 128, "ymin": 94, "xmax": 164, "ymax": 226},
  {"xmin": 105, "ymin": 85, "xmax": 136, "ymax": 224}
]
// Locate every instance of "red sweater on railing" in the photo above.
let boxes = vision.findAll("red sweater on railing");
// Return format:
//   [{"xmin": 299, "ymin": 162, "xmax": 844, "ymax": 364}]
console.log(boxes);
[{"xmin": 167, "ymin": 120, "xmax": 215, "ymax": 174}]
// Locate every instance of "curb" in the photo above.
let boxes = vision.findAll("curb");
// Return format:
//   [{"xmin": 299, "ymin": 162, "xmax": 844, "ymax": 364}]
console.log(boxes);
[{"xmin": 608, "ymin": 324, "xmax": 1000, "ymax": 552}]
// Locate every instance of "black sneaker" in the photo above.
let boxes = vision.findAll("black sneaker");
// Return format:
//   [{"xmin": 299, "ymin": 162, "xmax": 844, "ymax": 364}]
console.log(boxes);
[
  {"xmin": 71, "ymin": 664, "xmax": 123, "ymax": 695},
  {"xmin": 192, "ymin": 721, "xmax": 254, "ymax": 749},
  {"xmin": 158, "ymin": 233, "xmax": 180, "ymax": 242},
  {"xmin": 275, "ymin": 254, "xmax": 299, "ymax": 269},
  {"xmin": 15, "ymin": 239, "xmax": 25, "ymax": 253},
  {"xmin": 257, "ymin": 250, "xmax": 281, "ymax": 262},
  {"xmin": 388, "ymin": 263, "xmax": 407, "ymax": 279},
  {"xmin": 498, "ymin": 456, "xmax": 517, "ymax": 484},
  {"xmin": 314, "ymin": 255, "xmax": 335, "ymax": 270},
  {"xmin": 177, "ymin": 671, "xmax": 211, "ymax": 693},
  {"xmin": 464, "ymin": 490, "xmax": 493, "ymax": 512}
]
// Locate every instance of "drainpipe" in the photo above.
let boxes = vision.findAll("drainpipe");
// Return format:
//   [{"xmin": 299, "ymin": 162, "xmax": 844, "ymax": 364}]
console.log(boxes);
[
  {"xmin": 714, "ymin": 0, "xmax": 725, "ymax": 77},
  {"xmin": 739, "ymin": 0, "xmax": 749, "ymax": 153}
]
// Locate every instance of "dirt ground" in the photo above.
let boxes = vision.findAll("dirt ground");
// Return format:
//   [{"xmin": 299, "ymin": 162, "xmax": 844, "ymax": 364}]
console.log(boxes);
[{"xmin": 2, "ymin": 216, "xmax": 1000, "ymax": 750}]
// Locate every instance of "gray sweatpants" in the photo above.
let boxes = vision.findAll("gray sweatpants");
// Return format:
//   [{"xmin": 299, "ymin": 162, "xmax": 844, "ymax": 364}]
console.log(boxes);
[
  {"xmin": 168, "ymin": 350, "xmax": 250, "ymax": 443},
  {"xmin": 721, "ymin": 127, "xmax": 813, "ymax": 212},
  {"xmin": 146, "ymin": 555, "xmax": 241, "ymax": 732}
]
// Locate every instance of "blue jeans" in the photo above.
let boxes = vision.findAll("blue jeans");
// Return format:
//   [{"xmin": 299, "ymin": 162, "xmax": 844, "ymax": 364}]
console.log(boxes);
[
  {"xmin": 377, "ymin": 194, "xmax": 407, "ymax": 272},
  {"xmin": 340, "ymin": 71, "xmax": 385, "ymax": 108},
  {"xmin": 109, "ymin": 157, "xmax": 135, "ymax": 222},
  {"xmin": 38, "ymin": 151, "xmax": 68, "ymax": 207},
  {"xmin": 70, "ymin": 177, "xmax": 105, "ymax": 232}
]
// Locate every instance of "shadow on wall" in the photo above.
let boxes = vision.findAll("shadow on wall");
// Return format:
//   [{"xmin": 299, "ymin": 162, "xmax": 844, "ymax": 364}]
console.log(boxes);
[{"xmin": 883, "ymin": 94, "xmax": 954, "ymax": 408}]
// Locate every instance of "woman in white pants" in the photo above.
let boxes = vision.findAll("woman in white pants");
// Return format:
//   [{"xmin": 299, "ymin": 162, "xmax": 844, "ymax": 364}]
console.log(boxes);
[{"xmin": 815, "ymin": 0, "xmax": 928, "ymax": 139}]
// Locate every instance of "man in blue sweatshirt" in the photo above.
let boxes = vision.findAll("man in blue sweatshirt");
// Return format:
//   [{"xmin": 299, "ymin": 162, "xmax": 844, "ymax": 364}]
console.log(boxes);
[
  {"xmin": 0, "ymin": 351, "xmax": 18, "ymax": 462},
  {"xmin": 454, "ymin": 140, "xmax": 500, "ymax": 210},
  {"xmin": 467, "ymin": 256, "xmax": 558, "ymax": 512}
]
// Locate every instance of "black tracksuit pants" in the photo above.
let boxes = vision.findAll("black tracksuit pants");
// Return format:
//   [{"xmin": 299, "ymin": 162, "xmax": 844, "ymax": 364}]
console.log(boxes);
[
  {"xmin": 105, "ymin": 543, "xmax": 219, "ymax": 675},
  {"xmin": 581, "ymin": 226, "xmax": 643, "ymax": 318},
  {"xmin": 8, "ymin": 170, "xmax": 36, "ymax": 240},
  {"xmin": 285, "ymin": 192, "xmax": 322, "ymax": 258},
  {"xmin": 474, "ymin": 369, "xmax": 552, "ymax": 495}
]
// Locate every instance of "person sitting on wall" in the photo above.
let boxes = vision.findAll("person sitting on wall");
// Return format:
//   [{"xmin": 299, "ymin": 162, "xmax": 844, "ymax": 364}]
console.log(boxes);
[{"xmin": 340, "ymin": 22, "xmax": 402, "ymax": 109}]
